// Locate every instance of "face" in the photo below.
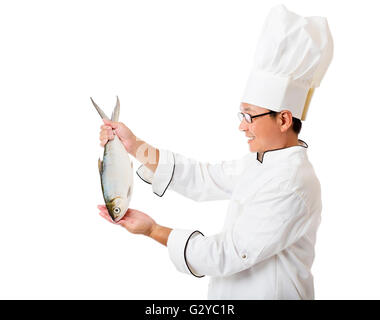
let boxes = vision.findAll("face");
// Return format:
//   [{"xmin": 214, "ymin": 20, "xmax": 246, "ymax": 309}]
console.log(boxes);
[{"xmin": 239, "ymin": 103, "xmax": 283, "ymax": 153}]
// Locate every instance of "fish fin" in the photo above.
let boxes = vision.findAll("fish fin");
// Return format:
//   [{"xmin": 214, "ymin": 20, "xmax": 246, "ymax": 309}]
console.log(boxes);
[
  {"xmin": 111, "ymin": 96, "xmax": 120, "ymax": 122},
  {"xmin": 98, "ymin": 159, "xmax": 106, "ymax": 204},
  {"xmin": 98, "ymin": 158, "xmax": 103, "ymax": 175},
  {"xmin": 90, "ymin": 97, "xmax": 110, "ymax": 120}
]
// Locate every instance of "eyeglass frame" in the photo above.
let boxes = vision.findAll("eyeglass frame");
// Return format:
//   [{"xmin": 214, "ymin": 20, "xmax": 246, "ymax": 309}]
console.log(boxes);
[{"xmin": 237, "ymin": 110, "xmax": 276, "ymax": 123}]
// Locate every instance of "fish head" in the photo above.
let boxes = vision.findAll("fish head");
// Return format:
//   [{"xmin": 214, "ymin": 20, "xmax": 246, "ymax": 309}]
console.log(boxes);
[{"xmin": 105, "ymin": 196, "xmax": 128, "ymax": 222}]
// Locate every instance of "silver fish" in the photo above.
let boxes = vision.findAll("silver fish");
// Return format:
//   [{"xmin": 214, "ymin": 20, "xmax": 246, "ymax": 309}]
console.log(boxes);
[{"xmin": 91, "ymin": 96, "xmax": 134, "ymax": 222}]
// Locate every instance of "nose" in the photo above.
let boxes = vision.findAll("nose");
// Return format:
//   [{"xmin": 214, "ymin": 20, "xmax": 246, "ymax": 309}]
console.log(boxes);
[{"xmin": 239, "ymin": 119, "xmax": 248, "ymax": 131}]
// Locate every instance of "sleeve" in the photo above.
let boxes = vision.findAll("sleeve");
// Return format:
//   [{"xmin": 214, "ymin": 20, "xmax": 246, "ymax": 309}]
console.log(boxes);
[
  {"xmin": 167, "ymin": 189, "xmax": 317, "ymax": 278},
  {"xmin": 136, "ymin": 149, "xmax": 249, "ymax": 201}
]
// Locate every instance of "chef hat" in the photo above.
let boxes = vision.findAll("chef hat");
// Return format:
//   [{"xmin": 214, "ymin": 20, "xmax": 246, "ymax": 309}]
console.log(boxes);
[{"xmin": 241, "ymin": 5, "xmax": 333, "ymax": 120}]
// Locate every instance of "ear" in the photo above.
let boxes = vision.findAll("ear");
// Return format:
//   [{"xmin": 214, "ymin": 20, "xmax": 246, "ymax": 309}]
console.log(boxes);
[{"xmin": 278, "ymin": 111, "xmax": 293, "ymax": 133}]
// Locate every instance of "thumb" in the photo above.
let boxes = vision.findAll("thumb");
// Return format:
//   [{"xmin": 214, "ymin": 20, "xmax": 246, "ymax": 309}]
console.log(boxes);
[
  {"xmin": 103, "ymin": 118, "xmax": 118, "ymax": 129},
  {"xmin": 116, "ymin": 218, "xmax": 132, "ymax": 229}
]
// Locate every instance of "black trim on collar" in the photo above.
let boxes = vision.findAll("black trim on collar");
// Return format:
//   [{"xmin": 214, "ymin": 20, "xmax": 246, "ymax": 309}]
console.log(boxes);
[
  {"xmin": 256, "ymin": 139, "xmax": 308, "ymax": 163},
  {"xmin": 184, "ymin": 230, "xmax": 205, "ymax": 278}
]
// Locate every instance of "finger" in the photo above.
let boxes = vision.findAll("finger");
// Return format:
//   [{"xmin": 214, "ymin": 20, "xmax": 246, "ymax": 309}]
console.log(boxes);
[
  {"xmin": 98, "ymin": 210, "xmax": 107, "ymax": 217},
  {"xmin": 97, "ymin": 204, "xmax": 106, "ymax": 209},
  {"xmin": 100, "ymin": 128, "xmax": 113, "ymax": 135},
  {"xmin": 103, "ymin": 119, "xmax": 118, "ymax": 129},
  {"xmin": 99, "ymin": 211, "xmax": 116, "ymax": 224},
  {"xmin": 99, "ymin": 129, "xmax": 110, "ymax": 136},
  {"xmin": 98, "ymin": 208, "xmax": 110, "ymax": 217},
  {"xmin": 100, "ymin": 129, "xmax": 114, "ymax": 138},
  {"xmin": 116, "ymin": 217, "xmax": 132, "ymax": 228},
  {"xmin": 100, "ymin": 132, "xmax": 113, "ymax": 140},
  {"xmin": 102, "ymin": 135, "xmax": 114, "ymax": 142},
  {"xmin": 100, "ymin": 139, "xmax": 108, "ymax": 146},
  {"xmin": 106, "ymin": 129, "xmax": 115, "ymax": 137},
  {"xmin": 99, "ymin": 209, "xmax": 109, "ymax": 217},
  {"xmin": 100, "ymin": 125, "xmax": 112, "ymax": 130},
  {"xmin": 99, "ymin": 211, "xmax": 111, "ymax": 223}
]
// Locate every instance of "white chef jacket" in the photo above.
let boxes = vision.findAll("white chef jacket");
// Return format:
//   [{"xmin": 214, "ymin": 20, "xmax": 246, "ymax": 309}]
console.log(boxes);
[{"xmin": 136, "ymin": 140, "xmax": 322, "ymax": 300}]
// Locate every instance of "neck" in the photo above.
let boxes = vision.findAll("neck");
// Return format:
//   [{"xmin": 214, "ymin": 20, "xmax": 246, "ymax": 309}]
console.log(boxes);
[{"xmin": 285, "ymin": 134, "xmax": 300, "ymax": 148}]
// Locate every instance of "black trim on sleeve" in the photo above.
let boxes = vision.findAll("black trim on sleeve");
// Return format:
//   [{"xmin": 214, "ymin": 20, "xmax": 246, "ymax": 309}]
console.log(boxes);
[
  {"xmin": 153, "ymin": 152, "xmax": 176, "ymax": 198},
  {"xmin": 136, "ymin": 165, "xmax": 152, "ymax": 185},
  {"xmin": 184, "ymin": 230, "xmax": 205, "ymax": 278}
]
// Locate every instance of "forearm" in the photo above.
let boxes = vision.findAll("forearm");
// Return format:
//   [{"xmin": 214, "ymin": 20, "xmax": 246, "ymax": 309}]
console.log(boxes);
[
  {"xmin": 148, "ymin": 224, "xmax": 172, "ymax": 246},
  {"xmin": 130, "ymin": 138, "xmax": 159, "ymax": 173}
]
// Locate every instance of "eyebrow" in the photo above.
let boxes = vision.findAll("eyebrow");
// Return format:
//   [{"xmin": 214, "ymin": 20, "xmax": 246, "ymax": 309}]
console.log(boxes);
[{"xmin": 241, "ymin": 106, "xmax": 257, "ymax": 114}]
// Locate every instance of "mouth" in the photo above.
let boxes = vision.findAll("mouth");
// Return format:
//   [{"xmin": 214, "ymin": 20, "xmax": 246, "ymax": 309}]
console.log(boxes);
[
  {"xmin": 247, "ymin": 136, "xmax": 255, "ymax": 143},
  {"xmin": 105, "ymin": 203, "xmax": 119, "ymax": 221},
  {"xmin": 108, "ymin": 211, "xmax": 123, "ymax": 222}
]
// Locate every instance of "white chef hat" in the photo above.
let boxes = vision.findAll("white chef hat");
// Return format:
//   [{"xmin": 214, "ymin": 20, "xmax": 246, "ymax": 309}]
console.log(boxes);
[{"xmin": 241, "ymin": 5, "xmax": 334, "ymax": 120}]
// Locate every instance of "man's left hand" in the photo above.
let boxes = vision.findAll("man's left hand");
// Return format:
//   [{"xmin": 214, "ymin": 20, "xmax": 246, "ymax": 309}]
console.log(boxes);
[{"xmin": 98, "ymin": 205, "xmax": 156, "ymax": 237}]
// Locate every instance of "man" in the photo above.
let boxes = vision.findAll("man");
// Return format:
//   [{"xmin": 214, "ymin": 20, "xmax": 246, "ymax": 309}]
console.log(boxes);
[{"xmin": 97, "ymin": 5, "xmax": 333, "ymax": 299}]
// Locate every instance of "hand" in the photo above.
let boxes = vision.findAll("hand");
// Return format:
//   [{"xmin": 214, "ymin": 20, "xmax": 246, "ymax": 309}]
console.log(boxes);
[
  {"xmin": 98, "ymin": 205, "xmax": 156, "ymax": 236},
  {"xmin": 99, "ymin": 119, "xmax": 137, "ymax": 153}
]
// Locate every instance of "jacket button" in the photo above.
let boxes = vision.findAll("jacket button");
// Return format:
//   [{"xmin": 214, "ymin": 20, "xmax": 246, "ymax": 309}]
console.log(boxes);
[{"xmin": 242, "ymin": 253, "xmax": 247, "ymax": 259}]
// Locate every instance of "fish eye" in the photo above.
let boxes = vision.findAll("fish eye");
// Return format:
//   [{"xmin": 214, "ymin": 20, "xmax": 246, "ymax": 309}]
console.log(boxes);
[{"xmin": 113, "ymin": 207, "xmax": 120, "ymax": 214}]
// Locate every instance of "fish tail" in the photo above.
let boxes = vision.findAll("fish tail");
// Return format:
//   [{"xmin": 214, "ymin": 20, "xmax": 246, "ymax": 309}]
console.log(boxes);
[
  {"xmin": 90, "ymin": 97, "xmax": 110, "ymax": 120},
  {"xmin": 111, "ymin": 96, "xmax": 120, "ymax": 122}
]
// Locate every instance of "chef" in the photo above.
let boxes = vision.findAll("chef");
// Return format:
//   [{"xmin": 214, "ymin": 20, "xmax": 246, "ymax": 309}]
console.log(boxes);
[{"xmin": 98, "ymin": 5, "xmax": 333, "ymax": 299}]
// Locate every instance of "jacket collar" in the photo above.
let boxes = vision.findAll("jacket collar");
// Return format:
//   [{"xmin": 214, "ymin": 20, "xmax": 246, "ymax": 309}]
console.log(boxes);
[{"xmin": 256, "ymin": 139, "xmax": 308, "ymax": 163}]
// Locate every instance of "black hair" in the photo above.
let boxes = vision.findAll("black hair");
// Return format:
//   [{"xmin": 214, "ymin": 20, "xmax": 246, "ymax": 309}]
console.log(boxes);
[{"xmin": 269, "ymin": 112, "xmax": 302, "ymax": 134}]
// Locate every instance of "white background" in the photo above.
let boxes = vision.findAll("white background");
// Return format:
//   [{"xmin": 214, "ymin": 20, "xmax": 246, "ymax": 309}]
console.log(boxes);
[{"xmin": 0, "ymin": 0, "xmax": 379, "ymax": 299}]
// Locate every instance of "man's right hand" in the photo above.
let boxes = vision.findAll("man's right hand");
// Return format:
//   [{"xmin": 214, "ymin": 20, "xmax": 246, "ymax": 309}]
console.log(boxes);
[
  {"xmin": 99, "ymin": 119, "xmax": 160, "ymax": 173},
  {"xmin": 99, "ymin": 119, "xmax": 137, "ymax": 153}
]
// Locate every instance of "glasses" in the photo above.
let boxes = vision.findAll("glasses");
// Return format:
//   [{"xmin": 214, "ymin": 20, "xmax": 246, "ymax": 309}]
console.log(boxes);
[{"xmin": 237, "ymin": 111, "xmax": 276, "ymax": 123}]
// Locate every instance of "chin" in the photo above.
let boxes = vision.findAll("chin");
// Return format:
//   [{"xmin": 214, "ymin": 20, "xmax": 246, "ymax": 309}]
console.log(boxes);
[{"xmin": 249, "ymin": 141, "xmax": 263, "ymax": 153}]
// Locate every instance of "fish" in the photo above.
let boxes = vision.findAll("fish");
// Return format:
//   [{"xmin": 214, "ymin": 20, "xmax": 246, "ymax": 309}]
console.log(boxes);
[{"xmin": 91, "ymin": 96, "xmax": 134, "ymax": 222}]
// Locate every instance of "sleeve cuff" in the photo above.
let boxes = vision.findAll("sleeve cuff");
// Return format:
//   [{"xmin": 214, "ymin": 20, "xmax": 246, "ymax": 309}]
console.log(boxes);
[
  {"xmin": 136, "ymin": 149, "xmax": 175, "ymax": 197},
  {"xmin": 167, "ymin": 229, "xmax": 205, "ymax": 278}
]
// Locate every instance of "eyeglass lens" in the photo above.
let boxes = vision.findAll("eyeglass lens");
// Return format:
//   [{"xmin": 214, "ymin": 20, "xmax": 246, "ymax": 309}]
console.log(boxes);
[{"xmin": 237, "ymin": 112, "xmax": 251, "ymax": 123}]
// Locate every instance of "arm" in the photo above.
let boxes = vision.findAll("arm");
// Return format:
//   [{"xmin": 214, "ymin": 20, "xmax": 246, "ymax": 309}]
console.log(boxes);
[
  {"xmin": 98, "ymin": 188, "xmax": 316, "ymax": 278},
  {"xmin": 149, "ymin": 224, "xmax": 172, "ymax": 246},
  {"xmin": 100, "ymin": 119, "xmax": 250, "ymax": 200},
  {"xmin": 168, "ymin": 189, "xmax": 318, "ymax": 278},
  {"xmin": 136, "ymin": 150, "xmax": 252, "ymax": 200},
  {"xmin": 129, "ymin": 138, "xmax": 159, "ymax": 174},
  {"xmin": 98, "ymin": 205, "xmax": 172, "ymax": 246}
]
